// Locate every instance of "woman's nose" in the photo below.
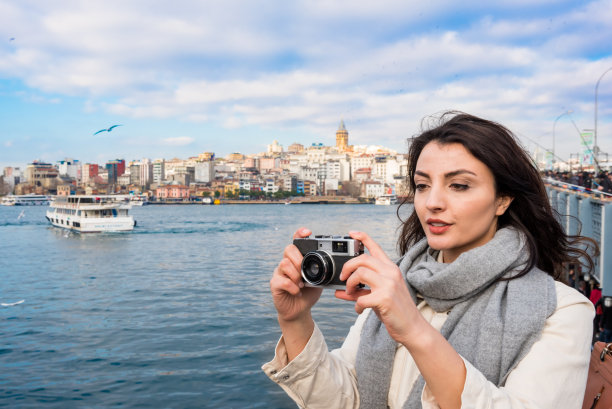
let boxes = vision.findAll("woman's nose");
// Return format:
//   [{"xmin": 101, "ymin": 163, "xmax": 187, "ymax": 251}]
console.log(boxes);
[{"xmin": 425, "ymin": 185, "xmax": 446, "ymax": 211}]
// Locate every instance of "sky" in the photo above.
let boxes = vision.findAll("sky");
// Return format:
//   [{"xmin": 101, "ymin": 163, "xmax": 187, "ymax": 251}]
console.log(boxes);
[{"xmin": 0, "ymin": 0, "xmax": 611, "ymax": 169}]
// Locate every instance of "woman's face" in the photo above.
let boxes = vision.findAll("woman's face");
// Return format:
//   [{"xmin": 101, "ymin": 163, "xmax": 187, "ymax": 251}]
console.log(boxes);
[{"xmin": 413, "ymin": 141, "xmax": 512, "ymax": 263}]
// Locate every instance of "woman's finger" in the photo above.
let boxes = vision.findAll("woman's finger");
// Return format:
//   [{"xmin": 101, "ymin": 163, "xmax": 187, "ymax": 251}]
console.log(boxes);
[
  {"xmin": 348, "ymin": 231, "xmax": 391, "ymax": 263},
  {"xmin": 335, "ymin": 288, "xmax": 371, "ymax": 302},
  {"xmin": 293, "ymin": 227, "xmax": 312, "ymax": 239},
  {"xmin": 277, "ymin": 257, "xmax": 304, "ymax": 287},
  {"xmin": 340, "ymin": 253, "xmax": 390, "ymax": 282},
  {"xmin": 271, "ymin": 271, "xmax": 302, "ymax": 296},
  {"xmin": 284, "ymin": 244, "xmax": 305, "ymax": 269},
  {"xmin": 343, "ymin": 265, "xmax": 384, "ymax": 295}
]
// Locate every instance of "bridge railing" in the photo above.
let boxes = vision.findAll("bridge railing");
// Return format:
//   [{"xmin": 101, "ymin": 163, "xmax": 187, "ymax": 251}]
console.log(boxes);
[{"xmin": 545, "ymin": 178, "xmax": 612, "ymax": 296}]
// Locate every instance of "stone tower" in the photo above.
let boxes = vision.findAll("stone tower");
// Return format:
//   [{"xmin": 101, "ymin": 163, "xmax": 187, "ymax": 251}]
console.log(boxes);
[{"xmin": 336, "ymin": 120, "xmax": 348, "ymax": 151}]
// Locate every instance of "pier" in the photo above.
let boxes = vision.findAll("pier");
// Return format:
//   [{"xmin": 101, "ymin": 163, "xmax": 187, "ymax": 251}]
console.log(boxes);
[{"xmin": 546, "ymin": 180, "xmax": 612, "ymax": 296}]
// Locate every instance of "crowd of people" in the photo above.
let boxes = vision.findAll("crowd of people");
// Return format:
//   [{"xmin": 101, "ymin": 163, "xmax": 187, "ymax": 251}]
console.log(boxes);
[
  {"xmin": 544, "ymin": 170, "xmax": 612, "ymax": 196},
  {"xmin": 569, "ymin": 268, "xmax": 612, "ymax": 344}
]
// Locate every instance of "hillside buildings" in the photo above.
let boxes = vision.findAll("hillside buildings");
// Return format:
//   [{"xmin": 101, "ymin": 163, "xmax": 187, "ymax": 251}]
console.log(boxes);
[{"xmin": 1, "ymin": 120, "xmax": 409, "ymax": 200}]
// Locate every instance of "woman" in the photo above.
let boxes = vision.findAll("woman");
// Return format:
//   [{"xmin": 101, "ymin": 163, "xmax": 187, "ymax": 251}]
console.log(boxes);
[{"xmin": 263, "ymin": 112, "xmax": 596, "ymax": 408}]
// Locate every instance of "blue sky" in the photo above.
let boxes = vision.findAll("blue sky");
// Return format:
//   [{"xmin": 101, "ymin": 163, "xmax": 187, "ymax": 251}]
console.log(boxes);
[{"xmin": 0, "ymin": 0, "xmax": 611, "ymax": 168}]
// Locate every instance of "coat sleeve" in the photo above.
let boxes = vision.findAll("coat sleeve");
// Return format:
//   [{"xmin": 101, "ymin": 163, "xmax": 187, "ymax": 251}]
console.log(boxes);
[
  {"xmin": 421, "ymin": 283, "xmax": 594, "ymax": 408},
  {"xmin": 261, "ymin": 310, "xmax": 371, "ymax": 408}
]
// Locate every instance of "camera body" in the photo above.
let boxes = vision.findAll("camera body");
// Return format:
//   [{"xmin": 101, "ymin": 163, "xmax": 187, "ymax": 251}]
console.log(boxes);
[{"xmin": 293, "ymin": 235, "xmax": 364, "ymax": 289}]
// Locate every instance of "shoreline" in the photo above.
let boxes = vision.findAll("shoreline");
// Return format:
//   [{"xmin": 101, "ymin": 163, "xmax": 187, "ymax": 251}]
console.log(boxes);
[{"xmin": 147, "ymin": 196, "xmax": 413, "ymax": 205}]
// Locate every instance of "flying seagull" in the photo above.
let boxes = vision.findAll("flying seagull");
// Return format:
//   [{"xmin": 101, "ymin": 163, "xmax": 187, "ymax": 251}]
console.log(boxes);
[{"xmin": 94, "ymin": 124, "xmax": 122, "ymax": 135}]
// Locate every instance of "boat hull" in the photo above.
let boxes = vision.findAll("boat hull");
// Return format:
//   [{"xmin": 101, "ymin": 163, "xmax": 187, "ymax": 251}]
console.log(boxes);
[
  {"xmin": 46, "ymin": 212, "xmax": 134, "ymax": 232},
  {"xmin": 46, "ymin": 195, "xmax": 135, "ymax": 233}
]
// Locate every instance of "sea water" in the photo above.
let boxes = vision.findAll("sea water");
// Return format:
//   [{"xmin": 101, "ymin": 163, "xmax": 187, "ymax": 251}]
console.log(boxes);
[{"xmin": 0, "ymin": 204, "xmax": 410, "ymax": 408}]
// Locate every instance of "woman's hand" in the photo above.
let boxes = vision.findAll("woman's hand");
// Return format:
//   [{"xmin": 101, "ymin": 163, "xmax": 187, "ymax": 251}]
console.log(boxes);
[
  {"xmin": 335, "ymin": 231, "xmax": 427, "ymax": 347},
  {"xmin": 270, "ymin": 227, "xmax": 323, "ymax": 323}
]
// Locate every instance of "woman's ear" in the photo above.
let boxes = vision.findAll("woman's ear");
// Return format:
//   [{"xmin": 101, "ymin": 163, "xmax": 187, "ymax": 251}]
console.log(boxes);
[{"xmin": 495, "ymin": 196, "xmax": 514, "ymax": 216}]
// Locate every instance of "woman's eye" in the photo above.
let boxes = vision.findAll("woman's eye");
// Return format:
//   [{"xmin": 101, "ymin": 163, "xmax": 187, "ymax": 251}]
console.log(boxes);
[
  {"xmin": 415, "ymin": 183, "xmax": 428, "ymax": 191},
  {"xmin": 450, "ymin": 183, "xmax": 469, "ymax": 191}
]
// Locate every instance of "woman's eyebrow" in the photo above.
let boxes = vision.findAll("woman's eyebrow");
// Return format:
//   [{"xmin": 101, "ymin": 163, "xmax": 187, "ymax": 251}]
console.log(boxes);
[
  {"xmin": 415, "ymin": 169, "xmax": 477, "ymax": 178},
  {"xmin": 445, "ymin": 169, "xmax": 477, "ymax": 178}
]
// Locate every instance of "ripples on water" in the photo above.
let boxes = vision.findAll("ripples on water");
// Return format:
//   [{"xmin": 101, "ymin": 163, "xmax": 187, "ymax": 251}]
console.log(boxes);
[{"xmin": 0, "ymin": 204, "xmax": 412, "ymax": 408}]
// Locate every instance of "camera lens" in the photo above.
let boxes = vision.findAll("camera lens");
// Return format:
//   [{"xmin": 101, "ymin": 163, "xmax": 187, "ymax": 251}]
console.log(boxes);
[{"xmin": 301, "ymin": 251, "xmax": 333, "ymax": 286}]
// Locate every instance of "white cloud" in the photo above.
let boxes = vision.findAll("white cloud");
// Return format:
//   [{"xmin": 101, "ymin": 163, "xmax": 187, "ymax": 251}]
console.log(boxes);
[
  {"xmin": 0, "ymin": 0, "xmax": 610, "ymax": 163},
  {"xmin": 161, "ymin": 136, "xmax": 194, "ymax": 146}
]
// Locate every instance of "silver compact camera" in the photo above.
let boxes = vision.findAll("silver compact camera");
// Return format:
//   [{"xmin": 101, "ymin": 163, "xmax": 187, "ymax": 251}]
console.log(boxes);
[{"xmin": 293, "ymin": 235, "xmax": 364, "ymax": 289}]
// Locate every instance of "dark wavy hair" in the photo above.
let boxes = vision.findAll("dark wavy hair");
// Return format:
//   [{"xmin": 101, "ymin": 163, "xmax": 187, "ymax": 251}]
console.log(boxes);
[{"xmin": 398, "ymin": 111, "xmax": 597, "ymax": 280}]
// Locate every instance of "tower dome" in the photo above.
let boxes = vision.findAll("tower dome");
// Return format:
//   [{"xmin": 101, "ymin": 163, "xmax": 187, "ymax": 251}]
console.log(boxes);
[{"xmin": 336, "ymin": 120, "xmax": 348, "ymax": 151}]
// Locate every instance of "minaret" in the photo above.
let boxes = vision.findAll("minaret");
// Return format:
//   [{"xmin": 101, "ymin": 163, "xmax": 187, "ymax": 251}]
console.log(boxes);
[{"xmin": 336, "ymin": 120, "xmax": 348, "ymax": 151}]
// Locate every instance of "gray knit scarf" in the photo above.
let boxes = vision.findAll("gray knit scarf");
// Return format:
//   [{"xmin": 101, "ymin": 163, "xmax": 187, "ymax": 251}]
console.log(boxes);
[{"xmin": 355, "ymin": 227, "xmax": 557, "ymax": 409}]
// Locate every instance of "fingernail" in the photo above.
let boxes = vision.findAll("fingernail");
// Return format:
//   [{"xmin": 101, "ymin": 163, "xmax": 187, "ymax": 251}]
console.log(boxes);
[{"xmin": 299, "ymin": 282, "xmax": 304, "ymax": 288}]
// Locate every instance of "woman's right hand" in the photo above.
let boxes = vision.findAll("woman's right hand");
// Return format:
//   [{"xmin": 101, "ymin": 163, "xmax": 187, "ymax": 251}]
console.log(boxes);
[{"xmin": 270, "ymin": 227, "xmax": 323, "ymax": 323}]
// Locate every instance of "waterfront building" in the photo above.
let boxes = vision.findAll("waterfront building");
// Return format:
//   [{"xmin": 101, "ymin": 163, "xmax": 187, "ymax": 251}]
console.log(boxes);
[
  {"xmin": 298, "ymin": 165, "xmax": 319, "ymax": 183},
  {"xmin": 244, "ymin": 157, "xmax": 259, "ymax": 170},
  {"xmin": 303, "ymin": 180, "xmax": 317, "ymax": 196},
  {"xmin": 226, "ymin": 152, "xmax": 245, "ymax": 161},
  {"xmin": 224, "ymin": 181, "xmax": 240, "ymax": 196},
  {"xmin": 58, "ymin": 158, "xmax": 80, "ymax": 181},
  {"xmin": 117, "ymin": 174, "xmax": 131, "ymax": 186},
  {"xmin": 361, "ymin": 180, "xmax": 385, "ymax": 198},
  {"xmin": 137, "ymin": 158, "xmax": 153, "ymax": 188},
  {"xmin": 2, "ymin": 167, "xmax": 22, "ymax": 192},
  {"xmin": 81, "ymin": 164, "xmax": 99, "ymax": 186},
  {"xmin": 324, "ymin": 178, "xmax": 339, "ymax": 196},
  {"xmin": 351, "ymin": 154, "xmax": 374, "ymax": 179},
  {"xmin": 372, "ymin": 156, "xmax": 402, "ymax": 184},
  {"xmin": 56, "ymin": 184, "xmax": 74, "ymax": 196},
  {"xmin": 353, "ymin": 145, "xmax": 397, "ymax": 155},
  {"xmin": 354, "ymin": 167, "xmax": 372, "ymax": 183},
  {"xmin": 267, "ymin": 140, "xmax": 283, "ymax": 155},
  {"xmin": 24, "ymin": 161, "xmax": 60, "ymax": 191},
  {"xmin": 306, "ymin": 146, "xmax": 326, "ymax": 163},
  {"xmin": 195, "ymin": 161, "xmax": 215, "ymax": 183},
  {"xmin": 167, "ymin": 166, "xmax": 194, "ymax": 186},
  {"xmin": 263, "ymin": 179, "xmax": 279, "ymax": 194},
  {"xmin": 288, "ymin": 143, "xmax": 304, "ymax": 153},
  {"xmin": 336, "ymin": 120, "xmax": 349, "ymax": 152},
  {"xmin": 260, "ymin": 157, "xmax": 279, "ymax": 172},
  {"xmin": 325, "ymin": 160, "xmax": 344, "ymax": 181},
  {"xmin": 156, "ymin": 184, "xmax": 190, "ymax": 200},
  {"xmin": 282, "ymin": 175, "xmax": 298, "ymax": 192},
  {"xmin": 105, "ymin": 159, "xmax": 126, "ymax": 185},
  {"xmin": 152, "ymin": 159, "xmax": 165, "ymax": 184},
  {"xmin": 164, "ymin": 158, "xmax": 188, "ymax": 174},
  {"xmin": 129, "ymin": 163, "xmax": 141, "ymax": 186},
  {"xmin": 198, "ymin": 152, "xmax": 215, "ymax": 161}
]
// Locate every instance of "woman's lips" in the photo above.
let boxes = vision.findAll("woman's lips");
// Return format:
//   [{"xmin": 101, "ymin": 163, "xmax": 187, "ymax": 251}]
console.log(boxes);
[{"xmin": 427, "ymin": 220, "xmax": 451, "ymax": 234}]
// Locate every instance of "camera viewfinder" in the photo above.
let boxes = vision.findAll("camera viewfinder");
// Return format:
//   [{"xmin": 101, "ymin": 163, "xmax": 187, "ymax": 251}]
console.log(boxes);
[{"xmin": 332, "ymin": 240, "xmax": 348, "ymax": 253}]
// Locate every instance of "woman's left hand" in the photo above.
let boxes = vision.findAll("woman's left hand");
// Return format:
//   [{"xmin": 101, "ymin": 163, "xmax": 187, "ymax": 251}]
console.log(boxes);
[{"xmin": 336, "ymin": 231, "xmax": 427, "ymax": 347}]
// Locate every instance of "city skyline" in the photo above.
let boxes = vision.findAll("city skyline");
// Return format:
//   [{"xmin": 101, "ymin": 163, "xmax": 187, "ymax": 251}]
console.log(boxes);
[{"xmin": 1, "ymin": 1, "xmax": 611, "ymax": 168}]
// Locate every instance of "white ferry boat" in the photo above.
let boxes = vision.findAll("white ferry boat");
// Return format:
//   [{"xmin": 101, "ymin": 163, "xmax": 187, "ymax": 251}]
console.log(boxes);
[
  {"xmin": 1, "ymin": 194, "xmax": 51, "ymax": 206},
  {"xmin": 375, "ymin": 194, "xmax": 398, "ymax": 205},
  {"xmin": 129, "ymin": 194, "xmax": 149, "ymax": 206},
  {"xmin": 46, "ymin": 195, "xmax": 135, "ymax": 232}
]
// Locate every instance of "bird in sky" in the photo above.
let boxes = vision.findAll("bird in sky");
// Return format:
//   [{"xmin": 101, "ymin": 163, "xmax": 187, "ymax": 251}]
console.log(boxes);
[{"xmin": 94, "ymin": 124, "xmax": 122, "ymax": 135}]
